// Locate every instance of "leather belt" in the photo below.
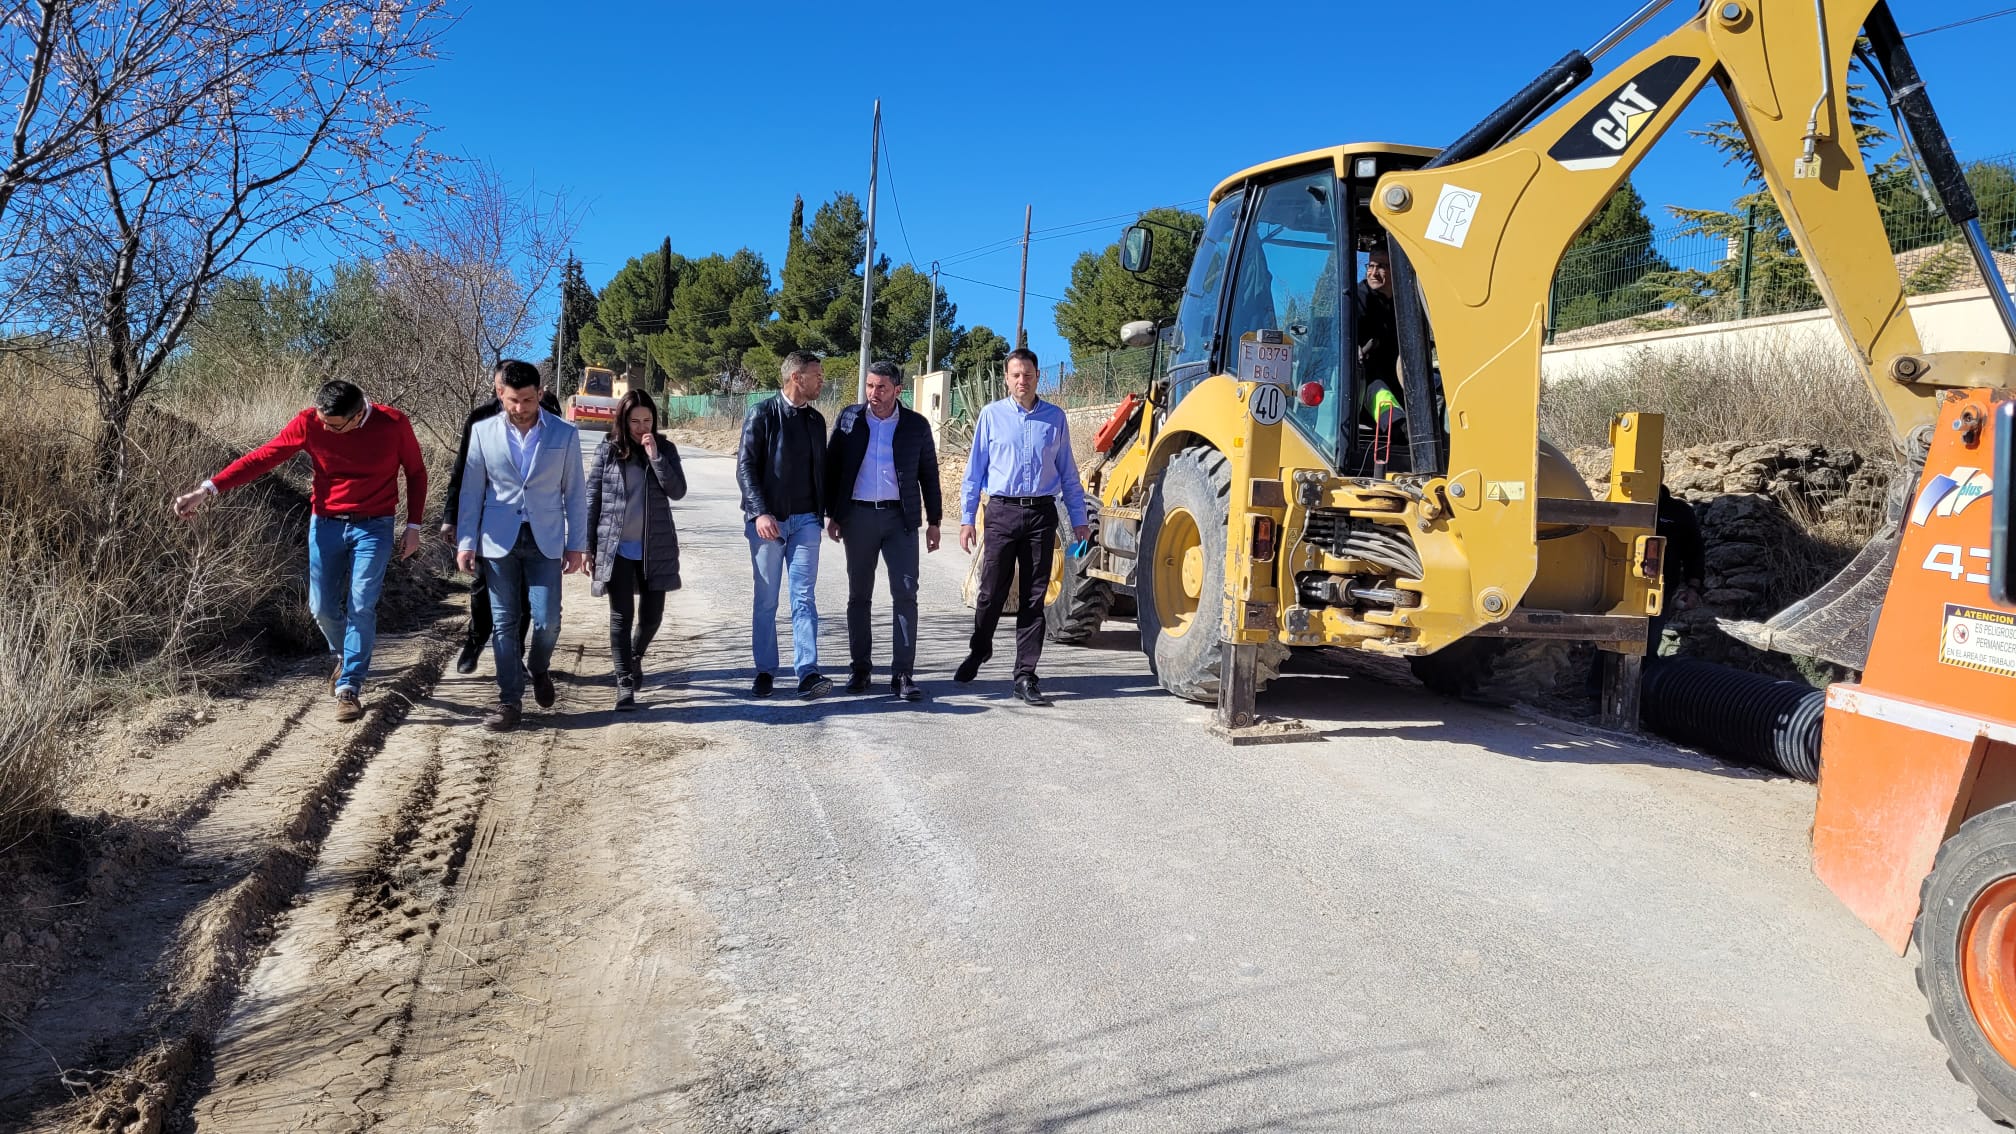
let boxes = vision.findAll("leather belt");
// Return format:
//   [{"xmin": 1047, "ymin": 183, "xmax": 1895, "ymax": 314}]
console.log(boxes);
[
  {"xmin": 992, "ymin": 495, "xmax": 1053, "ymax": 508},
  {"xmin": 851, "ymin": 498, "xmax": 902, "ymax": 510}
]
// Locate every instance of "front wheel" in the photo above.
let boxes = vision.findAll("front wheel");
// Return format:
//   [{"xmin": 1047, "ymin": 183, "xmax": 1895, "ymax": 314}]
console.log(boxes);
[
  {"xmin": 1134, "ymin": 445, "xmax": 1283, "ymax": 703},
  {"xmin": 1917, "ymin": 801, "xmax": 2016, "ymax": 1125},
  {"xmin": 1045, "ymin": 501, "xmax": 1111, "ymax": 645}
]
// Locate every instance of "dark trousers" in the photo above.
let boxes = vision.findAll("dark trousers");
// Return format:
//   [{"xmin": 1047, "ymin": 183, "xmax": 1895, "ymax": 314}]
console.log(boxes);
[
  {"xmin": 606, "ymin": 556, "xmax": 666, "ymax": 683},
  {"xmin": 970, "ymin": 497, "xmax": 1057, "ymax": 679},
  {"xmin": 843, "ymin": 505, "xmax": 921, "ymax": 677}
]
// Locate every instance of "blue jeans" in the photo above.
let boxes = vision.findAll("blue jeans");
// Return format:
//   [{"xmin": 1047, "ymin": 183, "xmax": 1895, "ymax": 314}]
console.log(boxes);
[
  {"xmin": 308, "ymin": 515, "xmax": 395, "ymax": 695},
  {"xmin": 748, "ymin": 512, "xmax": 822, "ymax": 679},
  {"xmin": 485, "ymin": 524, "xmax": 563, "ymax": 707}
]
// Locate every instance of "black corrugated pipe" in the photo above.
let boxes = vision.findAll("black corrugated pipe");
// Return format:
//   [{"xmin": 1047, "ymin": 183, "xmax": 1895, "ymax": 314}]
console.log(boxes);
[{"xmin": 1640, "ymin": 658, "xmax": 1826, "ymax": 782}]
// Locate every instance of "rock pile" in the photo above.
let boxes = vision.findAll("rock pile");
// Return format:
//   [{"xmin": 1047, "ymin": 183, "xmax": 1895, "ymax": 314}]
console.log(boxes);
[{"xmin": 1570, "ymin": 438, "xmax": 1897, "ymax": 680}]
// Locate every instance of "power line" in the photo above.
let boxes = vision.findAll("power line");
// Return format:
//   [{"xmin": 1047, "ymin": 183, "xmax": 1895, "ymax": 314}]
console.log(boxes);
[
  {"xmin": 1905, "ymin": 6, "xmax": 2016, "ymax": 36},
  {"xmin": 878, "ymin": 125, "xmax": 919, "ymax": 269},
  {"xmin": 933, "ymin": 198, "xmax": 1210, "ymax": 269},
  {"xmin": 940, "ymin": 270, "xmax": 1066, "ymax": 305}
]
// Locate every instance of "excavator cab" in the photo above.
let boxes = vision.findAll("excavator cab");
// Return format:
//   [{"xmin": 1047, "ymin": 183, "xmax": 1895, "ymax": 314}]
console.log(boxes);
[{"xmin": 1133, "ymin": 147, "xmax": 1436, "ymax": 478}]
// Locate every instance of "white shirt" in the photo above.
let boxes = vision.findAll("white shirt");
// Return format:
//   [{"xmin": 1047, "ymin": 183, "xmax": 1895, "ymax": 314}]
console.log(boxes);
[
  {"xmin": 506, "ymin": 414, "xmax": 543, "ymax": 482},
  {"xmin": 852, "ymin": 406, "xmax": 901, "ymax": 502}
]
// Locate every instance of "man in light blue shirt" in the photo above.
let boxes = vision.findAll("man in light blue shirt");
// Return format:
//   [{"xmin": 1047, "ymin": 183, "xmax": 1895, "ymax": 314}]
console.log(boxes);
[{"xmin": 955, "ymin": 348, "xmax": 1090, "ymax": 706}]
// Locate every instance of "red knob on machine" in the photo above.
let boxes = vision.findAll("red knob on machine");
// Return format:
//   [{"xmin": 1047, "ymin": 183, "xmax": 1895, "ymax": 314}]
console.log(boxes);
[{"xmin": 1298, "ymin": 382, "xmax": 1325, "ymax": 407}]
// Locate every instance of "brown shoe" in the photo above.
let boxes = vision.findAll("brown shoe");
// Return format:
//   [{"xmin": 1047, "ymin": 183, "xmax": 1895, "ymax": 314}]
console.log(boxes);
[
  {"xmin": 334, "ymin": 690, "xmax": 364, "ymax": 722},
  {"xmin": 532, "ymin": 671, "xmax": 556, "ymax": 709},
  {"xmin": 484, "ymin": 703, "xmax": 521, "ymax": 732},
  {"xmin": 329, "ymin": 659, "xmax": 342, "ymax": 694}
]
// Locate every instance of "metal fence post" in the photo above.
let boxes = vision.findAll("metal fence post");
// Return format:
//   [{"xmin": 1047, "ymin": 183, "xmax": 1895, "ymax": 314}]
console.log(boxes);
[{"xmin": 1737, "ymin": 202, "xmax": 1758, "ymax": 319}]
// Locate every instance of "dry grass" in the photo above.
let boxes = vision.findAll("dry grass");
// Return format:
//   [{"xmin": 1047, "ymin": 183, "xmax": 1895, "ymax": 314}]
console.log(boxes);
[
  {"xmin": 0, "ymin": 589, "xmax": 85, "ymax": 845},
  {"xmin": 1540, "ymin": 337, "xmax": 1891, "ymax": 454},
  {"xmin": 0, "ymin": 372, "xmax": 404, "ymax": 840}
]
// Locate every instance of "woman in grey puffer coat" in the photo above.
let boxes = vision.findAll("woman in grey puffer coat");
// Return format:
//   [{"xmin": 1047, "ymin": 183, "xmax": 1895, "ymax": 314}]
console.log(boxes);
[{"xmin": 586, "ymin": 389, "xmax": 687, "ymax": 709}]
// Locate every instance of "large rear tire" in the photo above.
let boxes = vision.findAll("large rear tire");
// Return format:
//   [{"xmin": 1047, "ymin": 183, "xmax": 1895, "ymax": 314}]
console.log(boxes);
[
  {"xmin": 1916, "ymin": 802, "xmax": 2016, "ymax": 1125},
  {"xmin": 1045, "ymin": 500, "xmax": 1111, "ymax": 645},
  {"xmin": 1135, "ymin": 446, "xmax": 1284, "ymax": 703}
]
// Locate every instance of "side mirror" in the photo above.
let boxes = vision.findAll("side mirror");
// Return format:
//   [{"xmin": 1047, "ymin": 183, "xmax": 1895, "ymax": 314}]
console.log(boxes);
[
  {"xmin": 1119, "ymin": 320, "xmax": 1157, "ymax": 349},
  {"xmin": 1120, "ymin": 225, "xmax": 1153, "ymax": 274},
  {"xmin": 1994, "ymin": 399, "xmax": 2013, "ymax": 606}
]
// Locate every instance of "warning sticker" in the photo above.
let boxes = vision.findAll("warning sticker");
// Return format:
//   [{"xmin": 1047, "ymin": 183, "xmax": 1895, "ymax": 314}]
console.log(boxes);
[{"xmin": 1940, "ymin": 604, "xmax": 2016, "ymax": 679}]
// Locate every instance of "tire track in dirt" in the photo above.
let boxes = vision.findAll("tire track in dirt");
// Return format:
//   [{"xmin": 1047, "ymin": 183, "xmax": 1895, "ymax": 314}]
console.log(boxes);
[
  {"xmin": 0, "ymin": 640, "xmax": 450, "ymax": 1133},
  {"xmin": 193, "ymin": 677, "xmax": 513, "ymax": 1132},
  {"xmin": 362, "ymin": 667, "xmax": 720, "ymax": 1132}
]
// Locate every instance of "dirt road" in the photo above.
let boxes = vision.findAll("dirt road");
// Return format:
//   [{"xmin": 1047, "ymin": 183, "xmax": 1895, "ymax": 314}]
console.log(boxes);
[{"xmin": 2, "ymin": 438, "xmax": 1992, "ymax": 1131}]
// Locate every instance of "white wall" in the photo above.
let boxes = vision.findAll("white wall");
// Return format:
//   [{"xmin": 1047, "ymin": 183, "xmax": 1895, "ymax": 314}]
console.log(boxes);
[{"xmin": 1541, "ymin": 286, "xmax": 2016, "ymax": 384}]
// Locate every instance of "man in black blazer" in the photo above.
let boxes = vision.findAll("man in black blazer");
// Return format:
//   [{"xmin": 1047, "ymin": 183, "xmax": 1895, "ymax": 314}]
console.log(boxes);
[
  {"xmin": 441, "ymin": 377, "xmax": 561, "ymax": 673},
  {"xmin": 826, "ymin": 360, "xmax": 942, "ymax": 701}
]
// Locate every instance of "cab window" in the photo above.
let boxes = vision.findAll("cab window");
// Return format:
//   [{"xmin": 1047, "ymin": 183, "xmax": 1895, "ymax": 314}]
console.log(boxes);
[
  {"xmin": 1222, "ymin": 169, "xmax": 1347, "ymax": 468},
  {"xmin": 1167, "ymin": 187, "xmax": 1245, "ymax": 406}
]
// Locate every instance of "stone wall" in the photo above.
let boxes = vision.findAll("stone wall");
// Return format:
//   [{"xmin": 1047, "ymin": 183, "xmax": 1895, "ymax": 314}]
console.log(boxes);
[{"xmin": 1572, "ymin": 439, "xmax": 1898, "ymax": 681}]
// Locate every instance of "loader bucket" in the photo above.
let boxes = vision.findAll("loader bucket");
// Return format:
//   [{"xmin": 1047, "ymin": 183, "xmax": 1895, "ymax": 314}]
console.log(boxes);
[{"xmin": 1716, "ymin": 459, "xmax": 1917, "ymax": 672}]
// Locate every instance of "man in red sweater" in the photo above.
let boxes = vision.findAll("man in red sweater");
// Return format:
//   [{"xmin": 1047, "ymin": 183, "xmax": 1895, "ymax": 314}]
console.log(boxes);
[{"xmin": 173, "ymin": 380, "xmax": 427, "ymax": 722}]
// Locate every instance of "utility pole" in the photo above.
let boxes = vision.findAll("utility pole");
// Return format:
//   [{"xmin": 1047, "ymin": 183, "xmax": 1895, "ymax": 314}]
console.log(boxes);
[
  {"xmin": 857, "ymin": 99, "xmax": 881, "ymax": 404},
  {"xmin": 925, "ymin": 260, "xmax": 940, "ymax": 373},
  {"xmin": 1015, "ymin": 204, "xmax": 1032, "ymax": 349}
]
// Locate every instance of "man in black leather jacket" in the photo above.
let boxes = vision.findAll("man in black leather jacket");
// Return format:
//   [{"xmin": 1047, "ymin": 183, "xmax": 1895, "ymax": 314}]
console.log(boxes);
[
  {"xmin": 736, "ymin": 349, "xmax": 833, "ymax": 700},
  {"xmin": 441, "ymin": 374, "xmax": 562, "ymax": 674}
]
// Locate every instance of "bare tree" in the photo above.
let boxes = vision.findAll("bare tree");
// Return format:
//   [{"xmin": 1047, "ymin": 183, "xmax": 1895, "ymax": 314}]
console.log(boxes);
[
  {"xmin": 0, "ymin": 1, "xmax": 244, "ymax": 230},
  {"xmin": 11, "ymin": 0, "xmax": 449, "ymax": 476},
  {"xmin": 372, "ymin": 162, "xmax": 580, "ymax": 446}
]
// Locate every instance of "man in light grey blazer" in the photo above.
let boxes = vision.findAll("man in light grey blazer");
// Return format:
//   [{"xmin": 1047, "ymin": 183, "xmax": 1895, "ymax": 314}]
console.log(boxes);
[{"xmin": 455, "ymin": 359, "xmax": 589, "ymax": 731}]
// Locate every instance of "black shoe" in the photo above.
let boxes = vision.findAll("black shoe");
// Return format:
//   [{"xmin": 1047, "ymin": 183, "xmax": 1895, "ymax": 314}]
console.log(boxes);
[
  {"xmin": 455, "ymin": 640, "xmax": 482, "ymax": 675},
  {"xmin": 615, "ymin": 681, "xmax": 636, "ymax": 712},
  {"xmin": 1013, "ymin": 675, "xmax": 1052, "ymax": 707},
  {"xmin": 798, "ymin": 673, "xmax": 833, "ymax": 700},
  {"xmin": 845, "ymin": 670, "xmax": 872, "ymax": 694},
  {"xmin": 954, "ymin": 653, "xmax": 987, "ymax": 684},
  {"xmin": 893, "ymin": 675, "xmax": 923, "ymax": 702},
  {"xmin": 484, "ymin": 703, "xmax": 521, "ymax": 732},
  {"xmin": 751, "ymin": 673, "xmax": 775, "ymax": 699},
  {"xmin": 532, "ymin": 671, "xmax": 556, "ymax": 709},
  {"xmin": 627, "ymin": 656, "xmax": 645, "ymax": 690}
]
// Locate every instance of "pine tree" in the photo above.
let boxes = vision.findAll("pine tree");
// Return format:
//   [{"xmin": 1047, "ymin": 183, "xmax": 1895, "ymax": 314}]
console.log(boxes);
[
  {"xmin": 1651, "ymin": 71, "xmax": 1894, "ymax": 320},
  {"xmin": 1053, "ymin": 207, "xmax": 1203, "ymax": 365},
  {"xmin": 1552, "ymin": 183, "xmax": 1672, "ymax": 332},
  {"xmin": 550, "ymin": 255, "xmax": 597, "ymax": 391},
  {"xmin": 578, "ymin": 244, "xmax": 686, "ymax": 387},
  {"xmin": 755, "ymin": 193, "xmax": 868, "ymax": 363}
]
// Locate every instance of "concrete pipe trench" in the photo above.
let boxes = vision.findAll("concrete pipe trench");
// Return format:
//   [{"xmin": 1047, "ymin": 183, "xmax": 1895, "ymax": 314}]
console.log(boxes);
[{"xmin": 1639, "ymin": 658, "xmax": 1826, "ymax": 782}]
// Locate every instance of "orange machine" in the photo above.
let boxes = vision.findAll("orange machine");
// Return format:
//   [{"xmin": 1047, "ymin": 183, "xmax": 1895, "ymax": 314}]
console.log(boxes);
[{"xmin": 1816, "ymin": 393, "xmax": 2016, "ymax": 1114}]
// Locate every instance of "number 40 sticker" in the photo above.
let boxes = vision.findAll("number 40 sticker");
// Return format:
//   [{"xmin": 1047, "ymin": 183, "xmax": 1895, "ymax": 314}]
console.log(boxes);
[{"xmin": 1249, "ymin": 383, "xmax": 1287, "ymax": 426}]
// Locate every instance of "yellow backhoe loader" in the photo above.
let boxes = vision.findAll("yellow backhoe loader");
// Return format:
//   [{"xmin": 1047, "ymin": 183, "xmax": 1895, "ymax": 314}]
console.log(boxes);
[{"xmin": 1044, "ymin": 0, "xmax": 2016, "ymax": 1116}]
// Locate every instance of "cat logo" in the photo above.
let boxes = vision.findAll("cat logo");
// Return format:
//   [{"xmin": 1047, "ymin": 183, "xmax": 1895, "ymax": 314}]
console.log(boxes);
[
  {"xmin": 1548, "ymin": 55, "xmax": 1699, "ymax": 173},
  {"xmin": 1590, "ymin": 84, "xmax": 1659, "ymax": 153}
]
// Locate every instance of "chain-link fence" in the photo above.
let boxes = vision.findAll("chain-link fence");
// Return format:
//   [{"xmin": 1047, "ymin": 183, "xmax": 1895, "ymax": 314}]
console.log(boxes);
[{"xmin": 1548, "ymin": 151, "xmax": 2016, "ymax": 341}]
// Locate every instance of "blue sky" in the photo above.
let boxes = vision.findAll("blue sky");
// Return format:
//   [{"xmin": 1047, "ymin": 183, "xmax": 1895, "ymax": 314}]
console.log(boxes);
[{"xmin": 398, "ymin": 0, "xmax": 2013, "ymax": 372}]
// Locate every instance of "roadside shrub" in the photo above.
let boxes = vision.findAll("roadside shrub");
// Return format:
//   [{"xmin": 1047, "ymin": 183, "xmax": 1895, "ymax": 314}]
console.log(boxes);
[
  {"xmin": 1541, "ymin": 337, "xmax": 1890, "ymax": 455},
  {"xmin": 0, "ymin": 587, "xmax": 85, "ymax": 844}
]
